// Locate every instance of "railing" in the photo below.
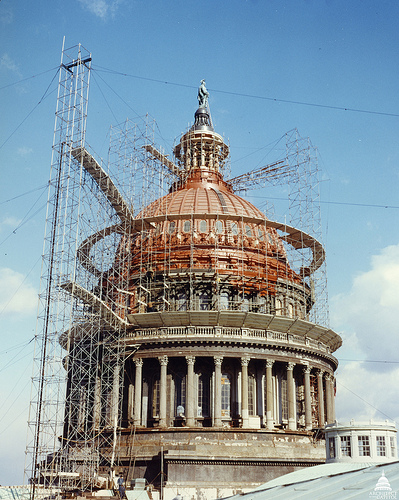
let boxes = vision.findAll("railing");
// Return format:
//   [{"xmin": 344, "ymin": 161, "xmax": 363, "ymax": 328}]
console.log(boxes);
[{"xmin": 126, "ymin": 325, "xmax": 330, "ymax": 353}]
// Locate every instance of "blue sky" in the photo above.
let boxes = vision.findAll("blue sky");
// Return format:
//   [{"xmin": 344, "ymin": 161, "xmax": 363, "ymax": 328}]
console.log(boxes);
[{"xmin": 1, "ymin": 0, "xmax": 399, "ymax": 486}]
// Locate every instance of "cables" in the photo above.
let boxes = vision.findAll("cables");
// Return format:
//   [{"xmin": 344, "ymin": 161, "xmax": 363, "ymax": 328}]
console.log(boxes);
[
  {"xmin": 92, "ymin": 64, "xmax": 399, "ymax": 118},
  {"xmin": 0, "ymin": 67, "xmax": 60, "ymax": 150}
]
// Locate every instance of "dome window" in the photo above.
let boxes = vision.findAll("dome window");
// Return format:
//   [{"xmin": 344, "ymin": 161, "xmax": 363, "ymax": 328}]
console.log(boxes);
[
  {"xmin": 183, "ymin": 220, "xmax": 191, "ymax": 233},
  {"xmin": 215, "ymin": 220, "xmax": 224, "ymax": 234},
  {"xmin": 168, "ymin": 221, "xmax": 176, "ymax": 234},
  {"xmin": 221, "ymin": 373, "xmax": 231, "ymax": 417},
  {"xmin": 220, "ymin": 290, "xmax": 229, "ymax": 310},
  {"xmin": 258, "ymin": 228, "xmax": 264, "ymax": 241},
  {"xmin": 245, "ymin": 225, "xmax": 252, "ymax": 237},
  {"xmin": 199, "ymin": 220, "xmax": 207, "ymax": 233},
  {"xmin": 231, "ymin": 222, "xmax": 238, "ymax": 235}
]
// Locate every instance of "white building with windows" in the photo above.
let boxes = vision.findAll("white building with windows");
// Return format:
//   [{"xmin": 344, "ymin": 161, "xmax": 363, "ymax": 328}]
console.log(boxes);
[{"xmin": 325, "ymin": 420, "xmax": 397, "ymax": 463}]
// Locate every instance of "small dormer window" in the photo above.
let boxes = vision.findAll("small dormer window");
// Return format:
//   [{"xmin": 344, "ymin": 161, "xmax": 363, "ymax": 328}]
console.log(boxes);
[
  {"xmin": 215, "ymin": 220, "xmax": 223, "ymax": 234},
  {"xmin": 168, "ymin": 221, "xmax": 176, "ymax": 234}
]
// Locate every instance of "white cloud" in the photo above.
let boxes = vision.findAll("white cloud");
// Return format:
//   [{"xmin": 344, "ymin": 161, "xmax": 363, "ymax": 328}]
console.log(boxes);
[
  {"xmin": 331, "ymin": 243, "xmax": 399, "ymax": 425},
  {"xmin": 0, "ymin": 216, "xmax": 21, "ymax": 233},
  {"xmin": 78, "ymin": 0, "xmax": 121, "ymax": 19},
  {"xmin": 0, "ymin": 53, "xmax": 20, "ymax": 75},
  {"xmin": 17, "ymin": 146, "xmax": 33, "ymax": 156},
  {"xmin": 335, "ymin": 361, "xmax": 399, "ymax": 424},
  {"xmin": 0, "ymin": 268, "xmax": 37, "ymax": 315},
  {"xmin": 0, "ymin": 7, "xmax": 13, "ymax": 25},
  {"xmin": 331, "ymin": 243, "xmax": 399, "ymax": 369}
]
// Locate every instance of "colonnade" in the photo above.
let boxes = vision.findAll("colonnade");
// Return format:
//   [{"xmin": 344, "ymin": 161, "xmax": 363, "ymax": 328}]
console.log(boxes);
[{"xmin": 129, "ymin": 355, "xmax": 336, "ymax": 430}]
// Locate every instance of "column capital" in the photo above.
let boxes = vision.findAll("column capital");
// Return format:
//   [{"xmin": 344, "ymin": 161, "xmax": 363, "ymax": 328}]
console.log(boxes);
[
  {"xmin": 158, "ymin": 355, "xmax": 168, "ymax": 366},
  {"xmin": 287, "ymin": 361, "xmax": 295, "ymax": 371},
  {"xmin": 316, "ymin": 368, "xmax": 324, "ymax": 377},
  {"xmin": 185, "ymin": 355, "xmax": 195, "ymax": 366},
  {"xmin": 266, "ymin": 359, "xmax": 274, "ymax": 369},
  {"xmin": 134, "ymin": 358, "xmax": 143, "ymax": 368},
  {"xmin": 214, "ymin": 356, "xmax": 223, "ymax": 367},
  {"xmin": 325, "ymin": 372, "xmax": 332, "ymax": 381},
  {"xmin": 303, "ymin": 364, "xmax": 311, "ymax": 374},
  {"xmin": 241, "ymin": 356, "xmax": 250, "ymax": 367}
]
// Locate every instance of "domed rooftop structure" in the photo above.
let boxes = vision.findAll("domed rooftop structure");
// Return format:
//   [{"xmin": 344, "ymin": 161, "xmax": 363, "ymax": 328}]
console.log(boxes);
[
  {"xmin": 100, "ymin": 103, "xmax": 324, "ymax": 332},
  {"xmin": 59, "ymin": 80, "xmax": 342, "ymax": 498}
]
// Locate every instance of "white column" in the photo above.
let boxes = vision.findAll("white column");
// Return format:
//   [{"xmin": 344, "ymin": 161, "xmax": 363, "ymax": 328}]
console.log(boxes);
[
  {"xmin": 159, "ymin": 356, "xmax": 168, "ymax": 427},
  {"xmin": 128, "ymin": 383, "xmax": 134, "ymax": 422},
  {"xmin": 111, "ymin": 363, "xmax": 120, "ymax": 426},
  {"xmin": 325, "ymin": 373, "xmax": 333, "ymax": 424},
  {"xmin": 265, "ymin": 360, "xmax": 274, "ymax": 430},
  {"xmin": 303, "ymin": 364, "xmax": 312, "ymax": 430},
  {"xmin": 287, "ymin": 362, "xmax": 296, "ymax": 430},
  {"xmin": 134, "ymin": 358, "xmax": 143, "ymax": 426},
  {"xmin": 93, "ymin": 375, "xmax": 101, "ymax": 430},
  {"xmin": 331, "ymin": 375, "xmax": 336, "ymax": 421},
  {"xmin": 186, "ymin": 356, "xmax": 195, "ymax": 427},
  {"xmin": 214, "ymin": 356, "xmax": 223, "ymax": 427},
  {"xmin": 241, "ymin": 357, "xmax": 250, "ymax": 428},
  {"xmin": 317, "ymin": 369, "xmax": 325, "ymax": 427}
]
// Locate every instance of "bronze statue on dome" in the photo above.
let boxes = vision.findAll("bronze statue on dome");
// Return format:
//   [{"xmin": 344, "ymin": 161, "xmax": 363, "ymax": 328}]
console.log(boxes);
[{"xmin": 198, "ymin": 79, "xmax": 209, "ymax": 108}]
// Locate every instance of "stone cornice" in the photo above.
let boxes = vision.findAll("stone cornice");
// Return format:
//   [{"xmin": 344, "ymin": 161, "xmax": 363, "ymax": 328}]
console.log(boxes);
[{"xmin": 126, "ymin": 311, "xmax": 342, "ymax": 351}]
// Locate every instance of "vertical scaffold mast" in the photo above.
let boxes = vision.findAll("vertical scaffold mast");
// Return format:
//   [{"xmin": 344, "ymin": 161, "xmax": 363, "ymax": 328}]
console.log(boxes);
[
  {"xmin": 26, "ymin": 42, "xmax": 172, "ymax": 497},
  {"xmin": 26, "ymin": 41, "xmax": 93, "ymax": 496}
]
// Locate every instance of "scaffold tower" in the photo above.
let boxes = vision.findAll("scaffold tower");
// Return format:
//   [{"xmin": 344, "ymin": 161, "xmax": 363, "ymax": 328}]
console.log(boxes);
[{"xmin": 26, "ymin": 43, "xmax": 340, "ymax": 500}]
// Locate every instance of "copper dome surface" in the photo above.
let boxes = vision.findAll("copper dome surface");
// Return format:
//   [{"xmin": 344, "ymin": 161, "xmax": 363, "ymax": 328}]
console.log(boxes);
[
  {"xmin": 99, "ymin": 105, "xmax": 313, "ymax": 321},
  {"xmin": 139, "ymin": 176, "xmax": 265, "ymax": 219}
]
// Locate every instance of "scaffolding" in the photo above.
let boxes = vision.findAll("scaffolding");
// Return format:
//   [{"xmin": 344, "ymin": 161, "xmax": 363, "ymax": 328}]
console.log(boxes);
[
  {"xmin": 26, "ymin": 43, "xmax": 331, "ymax": 498},
  {"xmin": 25, "ymin": 43, "xmax": 181, "ymax": 496},
  {"xmin": 225, "ymin": 129, "xmax": 329, "ymax": 327}
]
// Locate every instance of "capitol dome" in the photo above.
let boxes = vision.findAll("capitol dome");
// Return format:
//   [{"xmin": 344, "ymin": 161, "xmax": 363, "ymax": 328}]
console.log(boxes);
[
  {"xmin": 60, "ymin": 87, "xmax": 342, "ymax": 497},
  {"xmin": 375, "ymin": 472, "xmax": 392, "ymax": 491},
  {"xmin": 105, "ymin": 106, "xmax": 309, "ymax": 322}
]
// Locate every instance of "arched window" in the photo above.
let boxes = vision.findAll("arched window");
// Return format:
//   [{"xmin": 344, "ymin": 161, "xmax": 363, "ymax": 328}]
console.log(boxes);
[
  {"xmin": 200, "ymin": 220, "xmax": 207, "ymax": 233},
  {"xmin": 199, "ymin": 289, "xmax": 210, "ymax": 310},
  {"xmin": 279, "ymin": 373, "xmax": 288, "ymax": 423},
  {"xmin": 198, "ymin": 373, "xmax": 211, "ymax": 417},
  {"xmin": 168, "ymin": 221, "xmax": 176, "ymax": 234},
  {"xmin": 248, "ymin": 372, "xmax": 256, "ymax": 416},
  {"xmin": 220, "ymin": 290, "xmax": 229, "ymax": 310},
  {"xmin": 240, "ymin": 293, "xmax": 250, "ymax": 312},
  {"xmin": 177, "ymin": 290, "xmax": 187, "ymax": 311},
  {"xmin": 175, "ymin": 373, "xmax": 186, "ymax": 417},
  {"xmin": 215, "ymin": 220, "xmax": 224, "ymax": 234},
  {"xmin": 221, "ymin": 373, "xmax": 231, "ymax": 417},
  {"xmin": 245, "ymin": 225, "xmax": 252, "ymax": 237},
  {"xmin": 152, "ymin": 378, "xmax": 160, "ymax": 418},
  {"xmin": 231, "ymin": 222, "xmax": 238, "ymax": 235},
  {"xmin": 183, "ymin": 220, "xmax": 191, "ymax": 233},
  {"xmin": 288, "ymin": 303, "xmax": 294, "ymax": 318},
  {"xmin": 258, "ymin": 295, "xmax": 267, "ymax": 314},
  {"xmin": 258, "ymin": 228, "xmax": 264, "ymax": 241},
  {"xmin": 276, "ymin": 299, "xmax": 283, "ymax": 316}
]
